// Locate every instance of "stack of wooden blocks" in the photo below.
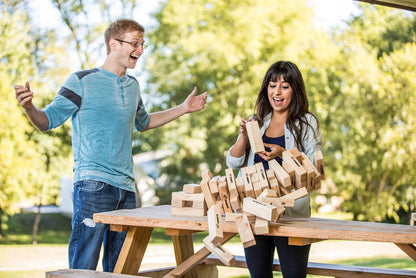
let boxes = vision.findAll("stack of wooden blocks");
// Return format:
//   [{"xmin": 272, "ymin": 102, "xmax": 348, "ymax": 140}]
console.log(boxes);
[{"xmin": 171, "ymin": 120, "xmax": 325, "ymax": 265}]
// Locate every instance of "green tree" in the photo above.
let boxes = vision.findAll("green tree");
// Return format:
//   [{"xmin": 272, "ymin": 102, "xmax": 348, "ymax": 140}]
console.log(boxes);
[
  {"xmin": 0, "ymin": 3, "xmax": 37, "ymax": 236},
  {"xmin": 325, "ymin": 5, "xmax": 416, "ymax": 222},
  {"xmin": 141, "ymin": 0, "xmax": 330, "ymax": 198}
]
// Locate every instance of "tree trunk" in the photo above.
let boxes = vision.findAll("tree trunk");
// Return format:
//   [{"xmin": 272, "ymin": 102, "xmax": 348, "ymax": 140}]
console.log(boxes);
[{"xmin": 32, "ymin": 204, "xmax": 41, "ymax": 245}]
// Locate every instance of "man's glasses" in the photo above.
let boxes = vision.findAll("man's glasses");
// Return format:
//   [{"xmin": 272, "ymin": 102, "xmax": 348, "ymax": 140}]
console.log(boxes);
[{"xmin": 115, "ymin": 38, "xmax": 148, "ymax": 49}]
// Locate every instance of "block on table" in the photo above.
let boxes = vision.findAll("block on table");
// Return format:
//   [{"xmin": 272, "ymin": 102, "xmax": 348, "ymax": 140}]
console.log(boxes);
[
  {"xmin": 254, "ymin": 217, "xmax": 269, "ymax": 234},
  {"xmin": 243, "ymin": 197, "xmax": 278, "ymax": 222},
  {"xmin": 183, "ymin": 183, "xmax": 202, "ymax": 194}
]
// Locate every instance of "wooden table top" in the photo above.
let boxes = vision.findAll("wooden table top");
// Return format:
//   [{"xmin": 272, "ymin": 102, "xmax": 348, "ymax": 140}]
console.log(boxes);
[{"xmin": 93, "ymin": 205, "xmax": 416, "ymax": 244}]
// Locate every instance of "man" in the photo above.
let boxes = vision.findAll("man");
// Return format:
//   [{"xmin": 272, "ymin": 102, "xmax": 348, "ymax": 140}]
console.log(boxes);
[{"xmin": 14, "ymin": 19, "xmax": 207, "ymax": 272}]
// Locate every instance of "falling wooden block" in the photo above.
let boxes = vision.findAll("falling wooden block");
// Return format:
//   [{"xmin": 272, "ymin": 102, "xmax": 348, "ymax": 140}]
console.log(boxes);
[
  {"xmin": 235, "ymin": 214, "xmax": 256, "ymax": 248},
  {"xmin": 245, "ymin": 120, "xmax": 265, "ymax": 153},
  {"xmin": 201, "ymin": 169, "xmax": 213, "ymax": 181},
  {"xmin": 254, "ymin": 218, "xmax": 269, "ymax": 234},
  {"xmin": 283, "ymin": 187, "xmax": 308, "ymax": 201},
  {"xmin": 235, "ymin": 177, "xmax": 247, "ymax": 201},
  {"xmin": 270, "ymin": 199, "xmax": 285, "ymax": 222},
  {"xmin": 290, "ymin": 147, "xmax": 303, "ymax": 163},
  {"xmin": 183, "ymin": 183, "xmax": 202, "ymax": 194},
  {"xmin": 225, "ymin": 168, "xmax": 241, "ymax": 210},
  {"xmin": 314, "ymin": 150, "xmax": 325, "ymax": 180},
  {"xmin": 250, "ymin": 173, "xmax": 263, "ymax": 198},
  {"xmin": 266, "ymin": 169, "xmax": 281, "ymax": 196},
  {"xmin": 203, "ymin": 236, "xmax": 235, "ymax": 266},
  {"xmin": 243, "ymin": 197, "xmax": 278, "ymax": 222},
  {"xmin": 207, "ymin": 204, "xmax": 223, "ymax": 244},
  {"xmin": 200, "ymin": 178, "xmax": 216, "ymax": 209},
  {"xmin": 275, "ymin": 197, "xmax": 295, "ymax": 207},
  {"xmin": 209, "ymin": 176, "xmax": 220, "ymax": 194},
  {"xmin": 241, "ymin": 167, "xmax": 255, "ymax": 198},
  {"xmin": 255, "ymin": 162, "xmax": 270, "ymax": 190},
  {"xmin": 259, "ymin": 188, "xmax": 277, "ymax": 198},
  {"xmin": 300, "ymin": 153, "xmax": 319, "ymax": 192},
  {"xmin": 282, "ymin": 150, "xmax": 307, "ymax": 189},
  {"xmin": 268, "ymin": 159, "xmax": 291, "ymax": 187},
  {"xmin": 282, "ymin": 160, "xmax": 295, "ymax": 187},
  {"xmin": 225, "ymin": 212, "xmax": 256, "ymax": 223},
  {"xmin": 218, "ymin": 177, "xmax": 233, "ymax": 213}
]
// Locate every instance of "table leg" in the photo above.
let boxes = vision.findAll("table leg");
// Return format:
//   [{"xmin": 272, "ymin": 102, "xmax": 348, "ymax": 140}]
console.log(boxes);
[
  {"xmin": 395, "ymin": 243, "xmax": 416, "ymax": 261},
  {"xmin": 114, "ymin": 226, "xmax": 153, "ymax": 274}
]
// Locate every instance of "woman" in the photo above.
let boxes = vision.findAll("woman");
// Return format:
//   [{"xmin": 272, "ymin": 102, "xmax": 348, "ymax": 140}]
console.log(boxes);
[{"xmin": 226, "ymin": 61, "xmax": 322, "ymax": 277}]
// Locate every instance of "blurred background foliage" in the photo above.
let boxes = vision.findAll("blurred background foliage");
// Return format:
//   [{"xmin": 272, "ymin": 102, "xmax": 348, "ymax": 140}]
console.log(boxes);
[{"xmin": 1, "ymin": 0, "xmax": 415, "ymax": 240}]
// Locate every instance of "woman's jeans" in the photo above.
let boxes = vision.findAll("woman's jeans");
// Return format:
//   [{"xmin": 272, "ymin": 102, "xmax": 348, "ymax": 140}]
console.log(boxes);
[
  {"xmin": 68, "ymin": 180, "xmax": 137, "ymax": 272},
  {"xmin": 245, "ymin": 235, "xmax": 311, "ymax": 278}
]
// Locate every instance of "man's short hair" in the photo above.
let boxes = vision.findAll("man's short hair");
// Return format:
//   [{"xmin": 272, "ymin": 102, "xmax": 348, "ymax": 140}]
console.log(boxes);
[{"xmin": 104, "ymin": 19, "xmax": 145, "ymax": 54}]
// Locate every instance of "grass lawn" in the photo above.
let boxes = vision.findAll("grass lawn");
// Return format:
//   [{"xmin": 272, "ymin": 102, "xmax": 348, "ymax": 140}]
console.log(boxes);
[{"xmin": 0, "ymin": 212, "xmax": 414, "ymax": 278}]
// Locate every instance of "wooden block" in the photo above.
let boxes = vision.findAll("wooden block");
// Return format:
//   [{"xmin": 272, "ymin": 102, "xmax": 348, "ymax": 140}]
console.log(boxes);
[
  {"xmin": 203, "ymin": 236, "xmax": 235, "ymax": 266},
  {"xmin": 283, "ymin": 187, "xmax": 308, "ymax": 201},
  {"xmin": 275, "ymin": 197, "xmax": 295, "ymax": 207},
  {"xmin": 268, "ymin": 159, "xmax": 291, "ymax": 187},
  {"xmin": 225, "ymin": 212, "xmax": 256, "ymax": 223},
  {"xmin": 282, "ymin": 150, "xmax": 307, "ymax": 189},
  {"xmin": 265, "ymin": 169, "xmax": 281, "ymax": 196},
  {"xmin": 254, "ymin": 218, "xmax": 269, "ymax": 234},
  {"xmin": 225, "ymin": 168, "xmax": 241, "ymax": 210},
  {"xmin": 183, "ymin": 183, "xmax": 202, "ymax": 194},
  {"xmin": 235, "ymin": 215, "xmax": 256, "ymax": 248},
  {"xmin": 278, "ymin": 180, "xmax": 291, "ymax": 196},
  {"xmin": 251, "ymin": 174, "xmax": 263, "ymax": 198},
  {"xmin": 270, "ymin": 199, "xmax": 285, "ymax": 222},
  {"xmin": 314, "ymin": 150, "xmax": 325, "ymax": 180},
  {"xmin": 235, "ymin": 177, "xmax": 247, "ymax": 201},
  {"xmin": 218, "ymin": 177, "xmax": 233, "ymax": 213},
  {"xmin": 259, "ymin": 188, "xmax": 277, "ymax": 199},
  {"xmin": 300, "ymin": 153, "xmax": 318, "ymax": 192},
  {"xmin": 171, "ymin": 206, "xmax": 206, "ymax": 217},
  {"xmin": 245, "ymin": 120, "xmax": 265, "ymax": 153},
  {"xmin": 200, "ymin": 178, "xmax": 216, "ymax": 209},
  {"xmin": 241, "ymin": 167, "xmax": 255, "ymax": 198},
  {"xmin": 290, "ymin": 147, "xmax": 303, "ymax": 163},
  {"xmin": 171, "ymin": 192, "xmax": 206, "ymax": 209},
  {"xmin": 282, "ymin": 161, "xmax": 295, "ymax": 187},
  {"xmin": 207, "ymin": 204, "xmax": 223, "ymax": 244},
  {"xmin": 209, "ymin": 176, "xmax": 220, "ymax": 194},
  {"xmin": 201, "ymin": 169, "xmax": 213, "ymax": 181},
  {"xmin": 255, "ymin": 162, "xmax": 270, "ymax": 190},
  {"xmin": 243, "ymin": 197, "xmax": 278, "ymax": 222},
  {"xmin": 246, "ymin": 165, "xmax": 258, "ymax": 175}
]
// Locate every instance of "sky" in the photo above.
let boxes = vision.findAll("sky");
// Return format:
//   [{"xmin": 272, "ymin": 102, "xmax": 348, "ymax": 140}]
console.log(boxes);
[
  {"xmin": 29, "ymin": 0, "xmax": 361, "ymax": 33},
  {"xmin": 26, "ymin": 0, "xmax": 362, "ymax": 85}
]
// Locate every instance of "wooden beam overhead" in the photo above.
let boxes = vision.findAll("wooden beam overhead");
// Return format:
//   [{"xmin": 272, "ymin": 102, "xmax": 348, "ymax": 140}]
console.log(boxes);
[{"xmin": 355, "ymin": 0, "xmax": 416, "ymax": 12}]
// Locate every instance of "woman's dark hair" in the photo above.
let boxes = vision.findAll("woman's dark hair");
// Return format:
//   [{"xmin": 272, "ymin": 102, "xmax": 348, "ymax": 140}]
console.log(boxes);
[{"xmin": 254, "ymin": 61, "xmax": 318, "ymax": 151}]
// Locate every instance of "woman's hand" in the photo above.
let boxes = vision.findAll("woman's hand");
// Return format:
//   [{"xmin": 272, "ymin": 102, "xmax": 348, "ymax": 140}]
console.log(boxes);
[{"xmin": 258, "ymin": 143, "xmax": 286, "ymax": 161}]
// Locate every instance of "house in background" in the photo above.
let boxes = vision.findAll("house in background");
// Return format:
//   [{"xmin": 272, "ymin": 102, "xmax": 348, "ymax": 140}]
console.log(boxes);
[{"xmin": 59, "ymin": 150, "xmax": 173, "ymax": 214}]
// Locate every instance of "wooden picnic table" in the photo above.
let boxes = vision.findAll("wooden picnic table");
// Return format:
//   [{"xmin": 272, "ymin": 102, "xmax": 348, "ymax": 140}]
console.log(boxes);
[{"xmin": 93, "ymin": 205, "xmax": 416, "ymax": 278}]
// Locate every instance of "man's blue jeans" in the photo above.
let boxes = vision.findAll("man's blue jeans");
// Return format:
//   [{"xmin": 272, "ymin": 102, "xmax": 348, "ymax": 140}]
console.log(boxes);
[{"xmin": 68, "ymin": 180, "xmax": 137, "ymax": 272}]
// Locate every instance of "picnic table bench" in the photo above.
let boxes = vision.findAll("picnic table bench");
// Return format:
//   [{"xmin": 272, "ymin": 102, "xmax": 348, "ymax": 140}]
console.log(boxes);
[{"xmin": 90, "ymin": 205, "xmax": 416, "ymax": 277}]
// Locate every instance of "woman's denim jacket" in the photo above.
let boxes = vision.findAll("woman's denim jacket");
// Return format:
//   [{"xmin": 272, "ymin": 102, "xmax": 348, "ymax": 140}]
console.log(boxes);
[{"xmin": 226, "ymin": 112, "xmax": 322, "ymax": 217}]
